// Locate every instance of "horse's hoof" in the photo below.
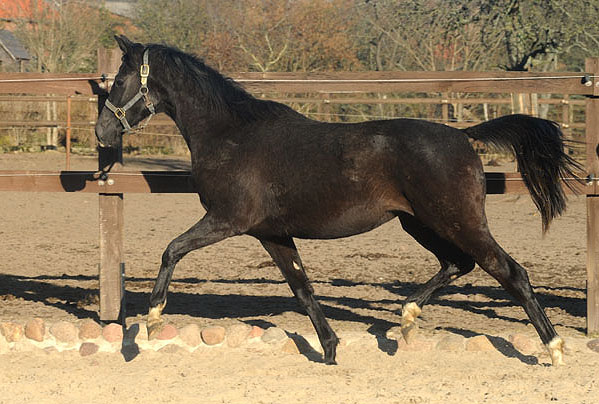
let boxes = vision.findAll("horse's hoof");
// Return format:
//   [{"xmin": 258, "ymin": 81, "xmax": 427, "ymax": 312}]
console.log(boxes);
[
  {"xmin": 401, "ymin": 322, "xmax": 418, "ymax": 344},
  {"xmin": 147, "ymin": 320, "xmax": 164, "ymax": 340},
  {"xmin": 400, "ymin": 302, "xmax": 421, "ymax": 344},
  {"xmin": 324, "ymin": 352, "xmax": 337, "ymax": 365},
  {"xmin": 385, "ymin": 326, "xmax": 402, "ymax": 341},
  {"xmin": 547, "ymin": 336, "xmax": 565, "ymax": 366}
]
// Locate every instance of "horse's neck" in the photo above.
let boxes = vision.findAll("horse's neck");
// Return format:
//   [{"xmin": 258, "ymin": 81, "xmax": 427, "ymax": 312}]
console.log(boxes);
[{"xmin": 163, "ymin": 85, "xmax": 239, "ymax": 152}]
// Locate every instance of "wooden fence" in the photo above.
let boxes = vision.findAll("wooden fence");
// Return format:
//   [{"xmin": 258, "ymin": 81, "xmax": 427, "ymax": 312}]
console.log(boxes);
[
  {"xmin": 0, "ymin": 57, "xmax": 598, "ymax": 335},
  {"xmin": 0, "ymin": 84, "xmax": 587, "ymax": 158}
]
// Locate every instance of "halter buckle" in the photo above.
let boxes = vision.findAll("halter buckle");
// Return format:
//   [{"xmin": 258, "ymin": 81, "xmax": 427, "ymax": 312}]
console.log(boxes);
[
  {"xmin": 140, "ymin": 64, "xmax": 150, "ymax": 86},
  {"xmin": 114, "ymin": 107, "xmax": 126, "ymax": 119}
]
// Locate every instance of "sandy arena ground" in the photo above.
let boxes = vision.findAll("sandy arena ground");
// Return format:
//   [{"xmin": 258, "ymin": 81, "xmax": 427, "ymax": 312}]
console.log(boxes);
[{"xmin": 0, "ymin": 151, "xmax": 598, "ymax": 404}]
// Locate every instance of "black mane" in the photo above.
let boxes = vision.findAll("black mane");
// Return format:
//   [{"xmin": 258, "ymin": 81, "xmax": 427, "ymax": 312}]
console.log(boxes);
[{"xmin": 147, "ymin": 44, "xmax": 297, "ymax": 122}]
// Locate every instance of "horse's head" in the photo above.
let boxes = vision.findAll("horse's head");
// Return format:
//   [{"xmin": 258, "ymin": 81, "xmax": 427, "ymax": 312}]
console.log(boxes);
[{"xmin": 95, "ymin": 35, "xmax": 161, "ymax": 148}]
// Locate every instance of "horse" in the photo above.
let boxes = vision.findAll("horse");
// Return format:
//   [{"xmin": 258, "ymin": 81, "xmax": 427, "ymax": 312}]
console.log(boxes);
[{"xmin": 95, "ymin": 35, "xmax": 582, "ymax": 366}]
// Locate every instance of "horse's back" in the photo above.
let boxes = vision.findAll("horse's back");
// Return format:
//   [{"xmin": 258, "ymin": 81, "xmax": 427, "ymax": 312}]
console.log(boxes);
[{"xmin": 236, "ymin": 117, "xmax": 485, "ymax": 239}]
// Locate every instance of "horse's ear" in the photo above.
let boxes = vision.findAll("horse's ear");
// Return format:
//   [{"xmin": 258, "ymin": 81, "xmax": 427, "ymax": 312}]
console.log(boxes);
[{"xmin": 115, "ymin": 35, "xmax": 134, "ymax": 54}]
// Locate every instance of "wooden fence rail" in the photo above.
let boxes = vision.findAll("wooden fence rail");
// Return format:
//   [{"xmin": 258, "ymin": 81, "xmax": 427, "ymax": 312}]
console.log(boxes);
[
  {"xmin": 0, "ymin": 91, "xmax": 586, "ymax": 165},
  {"xmin": 0, "ymin": 59, "xmax": 598, "ymax": 334},
  {"xmin": 1, "ymin": 71, "xmax": 594, "ymax": 95}
]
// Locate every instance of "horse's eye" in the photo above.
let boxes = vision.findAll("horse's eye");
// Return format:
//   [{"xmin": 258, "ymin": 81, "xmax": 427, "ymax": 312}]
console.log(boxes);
[{"xmin": 115, "ymin": 79, "xmax": 124, "ymax": 87}]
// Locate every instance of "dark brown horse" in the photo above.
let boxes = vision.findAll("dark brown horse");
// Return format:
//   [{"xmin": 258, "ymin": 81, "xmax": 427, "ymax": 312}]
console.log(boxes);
[{"xmin": 95, "ymin": 36, "xmax": 581, "ymax": 366}]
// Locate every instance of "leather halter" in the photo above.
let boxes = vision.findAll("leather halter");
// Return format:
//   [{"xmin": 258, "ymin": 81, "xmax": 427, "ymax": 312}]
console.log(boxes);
[{"xmin": 104, "ymin": 49, "xmax": 156, "ymax": 132}]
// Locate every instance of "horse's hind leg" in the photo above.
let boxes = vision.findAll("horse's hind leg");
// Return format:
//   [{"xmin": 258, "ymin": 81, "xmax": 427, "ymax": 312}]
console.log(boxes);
[
  {"xmin": 259, "ymin": 236, "xmax": 339, "ymax": 364},
  {"xmin": 464, "ymin": 236, "xmax": 565, "ymax": 365},
  {"xmin": 406, "ymin": 214, "xmax": 564, "ymax": 365},
  {"xmin": 393, "ymin": 212, "xmax": 475, "ymax": 343},
  {"xmin": 147, "ymin": 214, "xmax": 238, "ymax": 338},
  {"xmin": 405, "ymin": 215, "xmax": 564, "ymax": 365}
]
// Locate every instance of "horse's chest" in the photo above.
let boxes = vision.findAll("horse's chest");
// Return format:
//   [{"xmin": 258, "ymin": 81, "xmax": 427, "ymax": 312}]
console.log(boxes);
[{"xmin": 190, "ymin": 156, "xmax": 260, "ymax": 212}]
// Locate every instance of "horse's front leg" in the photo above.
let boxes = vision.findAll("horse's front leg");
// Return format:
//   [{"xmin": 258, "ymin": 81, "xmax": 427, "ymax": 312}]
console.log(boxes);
[
  {"xmin": 259, "ymin": 236, "xmax": 339, "ymax": 364},
  {"xmin": 147, "ymin": 214, "xmax": 239, "ymax": 339}
]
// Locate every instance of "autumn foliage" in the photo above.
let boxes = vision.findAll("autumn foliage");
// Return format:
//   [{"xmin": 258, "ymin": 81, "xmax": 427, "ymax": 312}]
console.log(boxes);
[
  {"xmin": 0, "ymin": 0, "xmax": 46, "ymax": 20},
  {"xmin": 137, "ymin": 0, "xmax": 361, "ymax": 72},
  {"xmin": 2, "ymin": 0, "xmax": 599, "ymax": 74}
]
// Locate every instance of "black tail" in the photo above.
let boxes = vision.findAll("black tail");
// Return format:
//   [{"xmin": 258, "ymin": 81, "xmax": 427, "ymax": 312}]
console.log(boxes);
[{"xmin": 463, "ymin": 114, "xmax": 583, "ymax": 232}]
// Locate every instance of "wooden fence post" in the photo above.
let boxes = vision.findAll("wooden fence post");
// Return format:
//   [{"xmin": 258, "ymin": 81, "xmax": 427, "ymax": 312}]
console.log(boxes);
[
  {"xmin": 65, "ymin": 96, "xmax": 71, "ymax": 170},
  {"xmin": 321, "ymin": 92, "xmax": 331, "ymax": 121},
  {"xmin": 98, "ymin": 184, "xmax": 124, "ymax": 323},
  {"xmin": 97, "ymin": 48, "xmax": 125, "ymax": 323},
  {"xmin": 441, "ymin": 92, "xmax": 449, "ymax": 123},
  {"xmin": 586, "ymin": 57, "xmax": 599, "ymax": 336},
  {"xmin": 561, "ymin": 95, "xmax": 572, "ymax": 155}
]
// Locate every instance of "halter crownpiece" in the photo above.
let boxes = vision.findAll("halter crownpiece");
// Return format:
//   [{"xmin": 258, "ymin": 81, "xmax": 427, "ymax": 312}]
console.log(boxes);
[{"xmin": 104, "ymin": 48, "xmax": 156, "ymax": 133}]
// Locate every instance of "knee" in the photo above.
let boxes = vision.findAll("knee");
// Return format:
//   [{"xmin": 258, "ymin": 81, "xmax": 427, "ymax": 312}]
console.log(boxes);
[
  {"xmin": 161, "ymin": 243, "xmax": 182, "ymax": 266},
  {"xmin": 442, "ymin": 249, "xmax": 475, "ymax": 274},
  {"xmin": 445, "ymin": 257, "xmax": 474, "ymax": 278}
]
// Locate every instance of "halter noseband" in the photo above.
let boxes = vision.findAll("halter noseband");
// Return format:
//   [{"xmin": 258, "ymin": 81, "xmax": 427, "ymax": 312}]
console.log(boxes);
[{"xmin": 104, "ymin": 49, "xmax": 156, "ymax": 132}]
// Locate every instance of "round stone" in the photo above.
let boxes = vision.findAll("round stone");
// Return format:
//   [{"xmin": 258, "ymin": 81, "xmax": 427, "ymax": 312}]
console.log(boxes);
[
  {"xmin": 179, "ymin": 324, "xmax": 201, "ymax": 347},
  {"xmin": 281, "ymin": 338, "xmax": 300, "ymax": 354},
  {"xmin": 226, "ymin": 323, "xmax": 252, "ymax": 348},
  {"xmin": 248, "ymin": 326, "xmax": 264, "ymax": 339},
  {"xmin": 0, "ymin": 322, "xmax": 24, "ymax": 342},
  {"xmin": 201, "ymin": 326, "xmax": 226, "ymax": 346},
  {"xmin": 50, "ymin": 321, "xmax": 78, "ymax": 344},
  {"xmin": 79, "ymin": 342, "xmax": 99, "ymax": 357},
  {"xmin": 509, "ymin": 334, "xmax": 539, "ymax": 355},
  {"xmin": 25, "ymin": 318, "xmax": 45, "ymax": 342},
  {"xmin": 466, "ymin": 335, "xmax": 496, "ymax": 352},
  {"xmin": 436, "ymin": 334, "xmax": 465, "ymax": 351},
  {"xmin": 396, "ymin": 336, "xmax": 433, "ymax": 351},
  {"xmin": 261, "ymin": 327, "xmax": 288, "ymax": 344},
  {"xmin": 156, "ymin": 324, "xmax": 178, "ymax": 340},
  {"xmin": 587, "ymin": 338, "xmax": 599, "ymax": 353},
  {"xmin": 79, "ymin": 319, "xmax": 102, "ymax": 340},
  {"xmin": 102, "ymin": 323, "xmax": 123, "ymax": 343}
]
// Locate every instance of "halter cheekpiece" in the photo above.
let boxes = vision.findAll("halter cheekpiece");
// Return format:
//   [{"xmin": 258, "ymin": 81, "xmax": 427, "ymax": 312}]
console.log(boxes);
[{"xmin": 104, "ymin": 48, "xmax": 156, "ymax": 132}]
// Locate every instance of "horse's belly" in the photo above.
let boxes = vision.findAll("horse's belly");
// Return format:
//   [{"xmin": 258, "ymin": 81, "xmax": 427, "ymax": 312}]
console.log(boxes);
[
  {"xmin": 288, "ymin": 207, "xmax": 398, "ymax": 240},
  {"xmin": 249, "ymin": 178, "xmax": 414, "ymax": 240}
]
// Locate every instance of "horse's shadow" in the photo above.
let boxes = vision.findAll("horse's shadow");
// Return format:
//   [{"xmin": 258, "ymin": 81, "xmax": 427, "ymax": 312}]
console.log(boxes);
[{"xmin": 0, "ymin": 273, "xmax": 583, "ymax": 365}]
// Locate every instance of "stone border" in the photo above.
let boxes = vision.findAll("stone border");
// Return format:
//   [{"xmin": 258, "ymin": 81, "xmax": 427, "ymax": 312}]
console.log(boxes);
[{"xmin": 1, "ymin": 319, "xmax": 598, "ymax": 359}]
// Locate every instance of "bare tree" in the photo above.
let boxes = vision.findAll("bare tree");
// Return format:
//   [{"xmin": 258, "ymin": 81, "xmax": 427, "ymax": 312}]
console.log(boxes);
[
  {"xmin": 476, "ymin": 0, "xmax": 599, "ymax": 71},
  {"xmin": 357, "ymin": 0, "xmax": 498, "ymax": 72},
  {"xmin": 136, "ymin": 0, "xmax": 210, "ymax": 53},
  {"xmin": 14, "ymin": 0, "xmax": 117, "ymax": 73},
  {"xmin": 12, "ymin": 0, "xmax": 117, "ymax": 147},
  {"xmin": 205, "ymin": 0, "xmax": 294, "ymax": 73},
  {"xmin": 137, "ymin": 0, "xmax": 361, "ymax": 73}
]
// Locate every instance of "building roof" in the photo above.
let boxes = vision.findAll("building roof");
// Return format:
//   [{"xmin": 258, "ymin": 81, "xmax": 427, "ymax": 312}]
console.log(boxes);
[
  {"xmin": 103, "ymin": 0, "xmax": 137, "ymax": 18},
  {"xmin": 0, "ymin": 30, "xmax": 30, "ymax": 61}
]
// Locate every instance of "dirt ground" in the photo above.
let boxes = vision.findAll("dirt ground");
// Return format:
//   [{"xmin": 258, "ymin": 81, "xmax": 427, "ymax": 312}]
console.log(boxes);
[{"xmin": 1, "ymin": 151, "xmax": 598, "ymax": 404}]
